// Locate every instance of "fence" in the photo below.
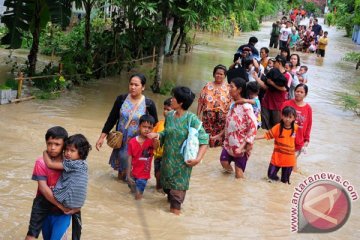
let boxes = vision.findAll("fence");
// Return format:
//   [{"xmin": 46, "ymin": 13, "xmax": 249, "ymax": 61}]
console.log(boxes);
[{"xmin": 12, "ymin": 48, "xmax": 158, "ymax": 102}]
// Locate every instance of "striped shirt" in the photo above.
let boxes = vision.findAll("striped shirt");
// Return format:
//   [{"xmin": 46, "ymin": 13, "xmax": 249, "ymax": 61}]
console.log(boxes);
[{"xmin": 53, "ymin": 159, "xmax": 88, "ymax": 208}]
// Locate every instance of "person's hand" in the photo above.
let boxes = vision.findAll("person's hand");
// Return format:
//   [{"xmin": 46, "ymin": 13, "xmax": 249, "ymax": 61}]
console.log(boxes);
[
  {"xmin": 96, "ymin": 137, "xmax": 104, "ymax": 151},
  {"xmin": 210, "ymin": 134, "xmax": 222, "ymax": 141},
  {"xmin": 185, "ymin": 158, "xmax": 201, "ymax": 167},
  {"xmin": 251, "ymin": 71, "xmax": 258, "ymax": 79},
  {"xmin": 234, "ymin": 147, "xmax": 245, "ymax": 156},
  {"xmin": 147, "ymin": 132, "xmax": 159, "ymax": 140},
  {"xmin": 127, "ymin": 175, "xmax": 135, "ymax": 185},
  {"xmin": 57, "ymin": 204, "xmax": 70, "ymax": 213},
  {"xmin": 244, "ymin": 143, "xmax": 253, "ymax": 154},
  {"xmin": 64, "ymin": 208, "xmax": 81, "ymax": 215}
]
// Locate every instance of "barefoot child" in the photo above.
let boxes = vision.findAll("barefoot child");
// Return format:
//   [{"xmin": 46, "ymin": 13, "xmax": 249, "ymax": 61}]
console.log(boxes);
[
  {"xmin": 256, "ymin": 106, "xmax": 298, "ymax": 184},
  {"xmin": 127, "ymin": 114, "xmax": 159, "ymax": 200},
  {"xmin": 152, "ymin": 98, "xmax": 172, "ymax": 190},
  {"xmin": 26, "ymin": 129, "xmax": 90, "ymax": 240}
]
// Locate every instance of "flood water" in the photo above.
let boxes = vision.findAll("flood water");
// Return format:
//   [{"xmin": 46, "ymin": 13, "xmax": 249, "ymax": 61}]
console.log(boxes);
[{"xmin": 1, "ymin": 19, "xmax": 360, "ymax": 239}]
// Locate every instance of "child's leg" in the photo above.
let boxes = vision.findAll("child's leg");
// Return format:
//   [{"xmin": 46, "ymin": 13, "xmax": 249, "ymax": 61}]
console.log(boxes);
[
  {"xmin": 219, "ymin": 148, "xmax": 233, "ymax": 173},
  {"xmin": 135, "ymin": 179, "xmax": 147, "ymax": 200},
  {"xmin": 267, "ymin": 163, "xmax": 280, "ymax": 181},
  {"xmin": 234, "ymin": 154, "xmax": 248, "ymax": 179},
  {"xmin": 26, "ymin": 195, "xmax": 53, "ymax": 238},
  {"xmin": 280, "ymin": 167, "xmax": 293, "ymax": 184},
  {"xmin": 154, "ymin": 158, "xmax": 162, "ymax": 189},
  {"xmin": 71, "ymin": 212, "xmax": 82, "ymax": 240}
]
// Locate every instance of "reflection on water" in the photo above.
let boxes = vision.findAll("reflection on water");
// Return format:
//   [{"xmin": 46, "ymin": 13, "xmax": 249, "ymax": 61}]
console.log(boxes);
[{"xmin": 1, "ymin": 20, "xmax": 360, "ymax": 239}]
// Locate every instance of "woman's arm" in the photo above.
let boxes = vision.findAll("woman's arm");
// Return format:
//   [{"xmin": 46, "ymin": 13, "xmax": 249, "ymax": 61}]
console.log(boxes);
[
  {"xmin": 101, "ymin": 95, "xmax": 123, "ymax": 134},
  {"xmin": 197, "ymin": 100, "xmax": 203, "ymax": 118},
  {"xmin": 97, "ymin": 95, "xmax": 124, "ymax": 151},
  {"xmin": 252, "ymin": 72, "xmax": 268, "ymax": 90},
  {"xmin": 43, "ymin": 151, "xmax": 64, "ymax": 170},
  {"xmin": 146, "ymin": 98, "xmax": 158, "ymax": 124},
  {"xmin": 304, "ymin": 105, "xmax": 312, "ymax": 144},
  {"xmin": 185, "ymin": 144, "xmax": 208, "ymax": 167}
]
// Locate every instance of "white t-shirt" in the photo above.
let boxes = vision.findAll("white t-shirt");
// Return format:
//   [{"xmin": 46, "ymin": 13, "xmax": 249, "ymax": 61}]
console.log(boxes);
[{"xmin": 280, "ymin": 27, "xmax": 292, "ymax": 42}]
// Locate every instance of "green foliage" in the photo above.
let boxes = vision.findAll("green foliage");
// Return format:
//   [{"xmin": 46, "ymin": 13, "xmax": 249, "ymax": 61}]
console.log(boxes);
[
  {"xmin": 339, "ymin": 93, "xmax": 360, "ymax": 116},
  {"xmin": 32, "ymin": 63, "xmax": 68, "ymax": 91},
  {"xmin": 159, "ymin": 81, "xmax": 175, "ymax": 95},
  {"xmin": 39, "ymin": 23, "xmax": 66, "ymax": 55},
  {"xmin": 4, "ymin": 78, "xmax": 19, "ymax": 90},
  {"xmin": 1, "ymin": 0, "xmax": 71, "ymax": 49},
  {"xmin": 342, "ymin": 51, "xmax": 360, "ymax": 63},
  {"xmin": 0, "ymin": 84, "xmax": 11, "ymax": 90},
  {"xmin": 303, "ymin": 1, "xmax": 318, "ymax": 14},
  {"xmin": 325, "ymin": 13, "xmax": 335, "ymax": 26},
  {"xmin": 237, "ymin": 11, "xmax": 260, "ymax": 32},
  {"xmin": 331, "ymin": 0, "xmax": 358, "ymax": 37},
  {"xmin": 255, "ymin": 0, "xmax": 276, "ymax": 22}
]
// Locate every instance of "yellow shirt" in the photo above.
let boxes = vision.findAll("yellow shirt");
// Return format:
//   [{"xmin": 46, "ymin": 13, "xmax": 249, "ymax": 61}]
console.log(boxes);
[
  {"xmin": 153, "ymin": 120, "xmax": 165, "ymax": 158},
  {"xmin": 318, "ymin": 36, "xmax": 328, "ymax": 50}
]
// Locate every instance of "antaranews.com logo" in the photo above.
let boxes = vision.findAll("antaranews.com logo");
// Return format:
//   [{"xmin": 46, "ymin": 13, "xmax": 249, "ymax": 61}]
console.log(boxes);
[{"xmin": 290, "ymin": 172, "xmax": 358, "ymax": 233}]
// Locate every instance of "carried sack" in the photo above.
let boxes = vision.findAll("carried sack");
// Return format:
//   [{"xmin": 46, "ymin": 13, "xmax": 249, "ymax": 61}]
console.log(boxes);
[
  {"xmin": 106, "ymin": 96, "xmax": 145, "ymax": 149},
  {"xmin": 180, "ymin": 118, "xmax": 202, "ymax": 162}
]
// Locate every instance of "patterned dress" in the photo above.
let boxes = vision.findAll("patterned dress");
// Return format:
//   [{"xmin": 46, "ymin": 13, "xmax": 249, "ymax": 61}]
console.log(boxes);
[
  {"xmin": 223, "ymin": 103, "xmax": 257, "ymax": 156},
  {"xmin": 160, "ymin": 111, "xmax": 209, "ymax": 191},
  {"xmin": 109, "ymin": 96, "xmax": 146, "ymax": 172},
  {"xmin": 198, "ymin": 81, "xmax": 230, "ymax": 148}
]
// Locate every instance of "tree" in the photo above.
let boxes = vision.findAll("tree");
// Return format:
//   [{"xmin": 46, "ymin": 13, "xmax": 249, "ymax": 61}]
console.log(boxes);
[{"xmin": 1, "ymin": 0, "xmax": 72, "ymax": 76}]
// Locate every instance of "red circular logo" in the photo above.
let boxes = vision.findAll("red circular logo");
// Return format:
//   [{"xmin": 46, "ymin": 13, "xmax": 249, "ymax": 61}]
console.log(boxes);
[{"xmin": 301, "ymin": 182, "xmax": 350, "ymax": 231}]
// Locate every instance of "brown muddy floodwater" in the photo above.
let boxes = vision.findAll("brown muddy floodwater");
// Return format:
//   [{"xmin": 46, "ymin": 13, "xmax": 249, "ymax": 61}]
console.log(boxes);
[{"xmin": 1, "ymin": 19, "xmax": 360, "ymax": 239}]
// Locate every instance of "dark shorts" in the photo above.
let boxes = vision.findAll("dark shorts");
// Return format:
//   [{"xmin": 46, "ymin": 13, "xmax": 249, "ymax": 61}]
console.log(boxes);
[
  {"xmin": 220, "ymin": 148, "xmax": 248, "ymax": 172},
  {"xmin": 318, "ymin": 49, "xmax": 325, "ymax": 57},
  {"xmin": 27, "ymin": 195, "xmax": 53, "ymax": 238},
  {"xmin": 163, "ymin": 189, "xmax": 187, "ymax": 210},
  {"xmin": 267, "ymin": 163, "xmax": 293, "ymax": 184},
  {"xmin": 154, "ymin": 157, "xmax": 162, "ymax": 174},
  {"xmin": 128, "ymin": 178, "xmax": 148, "ymax": 193},
  {"xmin": 27, "ymin": 195, "xmax": 82, "ymax": 239}
]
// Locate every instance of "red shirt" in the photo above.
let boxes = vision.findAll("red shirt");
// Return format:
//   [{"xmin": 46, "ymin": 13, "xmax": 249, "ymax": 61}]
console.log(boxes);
[
  {"xmin": 32, "ymin": 157, "xmax": 62, "ymax": 196},
  {"xmin": 128, "ymin": 137, "xmax": 154, "ymax": 179},
  {"xmin": 281, "ymin": 100, "xmax": 312, "ymax": 151}
]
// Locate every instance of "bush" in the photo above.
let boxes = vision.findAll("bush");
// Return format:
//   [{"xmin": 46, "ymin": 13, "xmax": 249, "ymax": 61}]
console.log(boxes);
[
  {"xmin": 339, "ymin": 93, "xmax": 360, "ymax": 116},
  {"xmin": 342, "ymin": 51, "xmax": 360, "ymax": 63},
  {"xmin": 4, "ymin": 78, "xmax": 18, "ymax": 90},
  {"xmin": 325, "ymin": 13, "xmax": 335, "ymax": 26}
]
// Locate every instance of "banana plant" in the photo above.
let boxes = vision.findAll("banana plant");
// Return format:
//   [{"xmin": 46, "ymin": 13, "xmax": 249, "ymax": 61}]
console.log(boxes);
[{"xmin": 1, "ymin": 0, "xmax": 72, "ymax": 76}]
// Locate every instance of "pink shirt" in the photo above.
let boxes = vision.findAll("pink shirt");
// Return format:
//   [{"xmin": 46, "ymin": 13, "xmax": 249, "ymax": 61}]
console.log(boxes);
[
  {"xmin": 32, "ymin": 157, "xmax": 62, "ymax": 196},
  {"xmin": 223, "ymin": 103, "xmax": 258, "ymax": 156}
]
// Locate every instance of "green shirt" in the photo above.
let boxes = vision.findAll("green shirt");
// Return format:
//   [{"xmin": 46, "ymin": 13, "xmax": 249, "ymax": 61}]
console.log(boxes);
[{"xmin": 160, "ymin": 111, "xmax": 209, "ymax": 190}]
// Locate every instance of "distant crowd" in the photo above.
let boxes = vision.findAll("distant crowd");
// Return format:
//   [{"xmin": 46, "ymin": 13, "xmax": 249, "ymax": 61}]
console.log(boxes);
[{"xmin": 270, "ymin": 10, "xmax": 328, "ymax": 57}]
